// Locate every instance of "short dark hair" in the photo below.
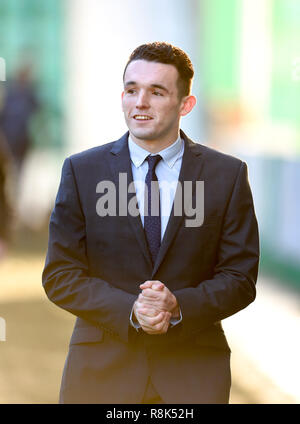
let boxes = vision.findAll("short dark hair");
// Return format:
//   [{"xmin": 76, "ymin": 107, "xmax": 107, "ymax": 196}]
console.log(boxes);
[{"xmin": 123, "ymin": 42, "xmax": 194, "ymax": 99}]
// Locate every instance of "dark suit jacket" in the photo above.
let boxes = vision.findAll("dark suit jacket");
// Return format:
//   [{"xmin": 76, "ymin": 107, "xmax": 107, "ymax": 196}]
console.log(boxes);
[{"xmin": 42, "ymin": 130, "xmax": 259, "ymax": 404}]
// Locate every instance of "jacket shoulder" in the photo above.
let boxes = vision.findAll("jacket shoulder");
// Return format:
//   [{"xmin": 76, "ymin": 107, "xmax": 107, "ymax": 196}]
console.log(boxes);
[
  {"xmin": 199, "ymin": 143, "xmax": 243, "ymax": 165},
  {"xmin": 186, "ymin": 136, "xmax": 244, "ymax": 176},
  {"xmin": 182, "ymin": 130, "xmax": 243, "ymax": 170},
  {"xmin": 66, "ymin": 140, "xmax": 116, "ymax": 165}
]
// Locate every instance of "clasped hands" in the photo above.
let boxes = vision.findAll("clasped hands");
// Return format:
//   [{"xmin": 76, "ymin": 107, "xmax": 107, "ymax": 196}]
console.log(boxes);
[{"xmin": 133, "ymin": 280, "xmax": 180, "ymax": 335}]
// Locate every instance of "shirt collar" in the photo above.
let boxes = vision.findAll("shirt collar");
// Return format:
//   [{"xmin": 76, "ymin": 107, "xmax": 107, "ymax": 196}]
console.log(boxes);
[{"xmin": 128, "ymin": 134, "xmax": 184, "ymax": 169}]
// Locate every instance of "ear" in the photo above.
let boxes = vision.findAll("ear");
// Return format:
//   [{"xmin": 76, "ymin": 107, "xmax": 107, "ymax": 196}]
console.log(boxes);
[
  {"xmin": 121, "ymin": 91, "xmax": 124, "ymax": 110},
  {"xmin": 180, "ymin": 95, "xmax": 196, "ymax": 117}
]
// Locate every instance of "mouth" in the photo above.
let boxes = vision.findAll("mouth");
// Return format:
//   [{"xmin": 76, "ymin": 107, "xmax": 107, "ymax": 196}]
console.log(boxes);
[{"xmin": 132, "ymin": 115, "xmax": 153, "ymax": 121}]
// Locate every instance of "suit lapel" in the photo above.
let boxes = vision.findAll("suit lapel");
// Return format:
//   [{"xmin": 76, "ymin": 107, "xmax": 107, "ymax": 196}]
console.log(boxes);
[
  {"xmin": 108, "ymin": 130, "xmax": 204, "ymax": 276},
  {"xmin": 109, "ymin": 132, "xmax": 153, "ymax": 269},
  {"xmin": 151, "ymin": 130, "xmax": 204, "ymax": 277}
]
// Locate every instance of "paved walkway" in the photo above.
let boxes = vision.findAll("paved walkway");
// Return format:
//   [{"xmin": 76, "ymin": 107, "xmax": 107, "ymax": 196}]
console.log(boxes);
[{"xmin": 224, "ymin": 275, "xmax": 300, "ymax": 403}]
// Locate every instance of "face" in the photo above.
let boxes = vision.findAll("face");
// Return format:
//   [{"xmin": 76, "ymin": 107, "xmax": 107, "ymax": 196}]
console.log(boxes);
[{"xmin": 122, "ymin": 60, "xmax": 195, "ymax": 148}]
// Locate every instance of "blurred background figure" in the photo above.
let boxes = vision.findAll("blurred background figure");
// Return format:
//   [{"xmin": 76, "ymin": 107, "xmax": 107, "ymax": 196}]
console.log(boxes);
[
  {"xmin": 0, "ymin": 132, "xmax": 13, "ymax": 260},
  {"xmin": 0, "ymin": 62, "xmax": 39, "ymax": 172}
]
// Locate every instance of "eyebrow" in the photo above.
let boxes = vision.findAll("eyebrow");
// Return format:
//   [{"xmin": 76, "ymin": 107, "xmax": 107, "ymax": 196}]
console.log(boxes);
[{"xmin": 124, "ymin": 81, "xmax": 169, "ymax": 93}]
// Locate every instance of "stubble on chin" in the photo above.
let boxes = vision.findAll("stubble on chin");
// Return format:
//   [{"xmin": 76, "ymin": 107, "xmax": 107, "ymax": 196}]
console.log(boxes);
[{"xmin": 129, "ymin": 126, "xmax": 159, "ymax": 142}]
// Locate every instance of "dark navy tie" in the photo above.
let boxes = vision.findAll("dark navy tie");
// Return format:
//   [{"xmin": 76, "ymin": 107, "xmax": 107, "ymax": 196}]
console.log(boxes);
[{"xmin": 144, "ymin": 154, "xmax": 162, "ymax": 265}]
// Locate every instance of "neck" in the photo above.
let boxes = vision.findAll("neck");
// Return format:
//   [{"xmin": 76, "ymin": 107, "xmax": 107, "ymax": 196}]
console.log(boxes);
[{"xmin": 129, "ymin": 132, "xmax": 180, "ymax": 153}]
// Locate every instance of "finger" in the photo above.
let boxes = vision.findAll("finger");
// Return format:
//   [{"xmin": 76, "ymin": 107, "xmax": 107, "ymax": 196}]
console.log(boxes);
[
  {"xmin": 139, "ymin": 280, "xmax": 153, "ymax": 289},
  {"xmin": 143, "ymin": 312, "xmax": 170, "ymax": 334},
  {"xmin": 159, "ymin": 312, "xmax": 172, "ymax": 334},
  {"xmin": 142, "ymin": 289, "xmax": 175, "ymax": 312},
  {"xmin": 138, "ymin": 310, "xmax": 165, "ymax": 327},
  {"xmin": 151, "ymin": 281, "xmax": 165, "ymax": 291},
  {"xmin": 137, "ymin": 307, "xmax": 159, "ymax": 317},
  {"xmin": 136, "ymin": 300, "xmax": 159, "ymax": 311},
  {"xmin": 160, "ymin": 318, "xmax": 169, "ymax": 334},
  {"xmin": 135, "ymin": 309, "xmax": 160, "ymax": 324},
  {"xmin": 140, "ymin": 289, "xmax": 159, "ymax": 299},
  {"xmin": 138, "ymin": 291, "xmax": 157, "ymax": 303},
  {"xmin": 140, "ymin": 292, "xmax": 168, "ymax": 312},
  {"xmin": 140, "ymin": 288, "xmax": 166, "ymax": 300},
  {"xmin": 141, "ymin": 319, "xmax": 164, "ymax": 334},
  {"xmin": 147, "ymin": 311, "xmax": 169, "ymax": 328},
  {"xmin": 138, "ymin": 298, "xmax": 167, "ymax": 317},
  {"xmin": 140, "ymin": 280, "xmax": 164, "ymax": 290}
]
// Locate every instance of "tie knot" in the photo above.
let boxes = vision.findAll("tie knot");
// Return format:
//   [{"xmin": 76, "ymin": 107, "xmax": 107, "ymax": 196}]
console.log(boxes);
[{"xmin": 146, "ymin": 154, "xmax": 162, "ymax": 172}]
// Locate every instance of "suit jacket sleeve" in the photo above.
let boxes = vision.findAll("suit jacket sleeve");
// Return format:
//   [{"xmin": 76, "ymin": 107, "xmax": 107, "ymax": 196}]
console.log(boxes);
[
  {"xmin": 173, "ymin": 161, "xmax": 259, "ymax": 339},
  {"xmin": 42, "ymin": 158, "xmax": 137, "ymax": 343}
]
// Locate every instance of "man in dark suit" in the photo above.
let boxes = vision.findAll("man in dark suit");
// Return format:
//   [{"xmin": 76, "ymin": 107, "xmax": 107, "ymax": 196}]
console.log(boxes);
[{"xmin": 42, "ymin": 42, "xmax": 259, "ymax": 404}]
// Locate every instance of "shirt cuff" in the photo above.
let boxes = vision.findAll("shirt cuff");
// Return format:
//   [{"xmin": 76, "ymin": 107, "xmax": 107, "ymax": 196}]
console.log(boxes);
[{"xmin": 130, "ymin": 306, "xmax": 141, "ymax": 332}]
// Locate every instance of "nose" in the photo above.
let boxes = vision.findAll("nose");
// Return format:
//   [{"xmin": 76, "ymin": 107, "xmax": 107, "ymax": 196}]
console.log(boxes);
[{"xmin": 136, "ymin": 90, "xmax": 150, "ymax": 109}]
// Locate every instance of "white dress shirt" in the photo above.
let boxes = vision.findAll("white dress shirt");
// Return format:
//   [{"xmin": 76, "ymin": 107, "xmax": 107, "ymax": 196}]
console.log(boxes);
[{"xmin": 128, "ymin": 134, "xmax": 184, "ymax": 331}]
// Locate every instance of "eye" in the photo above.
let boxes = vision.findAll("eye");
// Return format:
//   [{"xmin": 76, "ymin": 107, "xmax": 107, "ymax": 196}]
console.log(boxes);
[
  {"xmin": 153, "ymin": 91, "xmax": 163, "ymax": 96},
  {"xmin": 126, "ymin": 88, "xmax": 136, "ymax": 94}
]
